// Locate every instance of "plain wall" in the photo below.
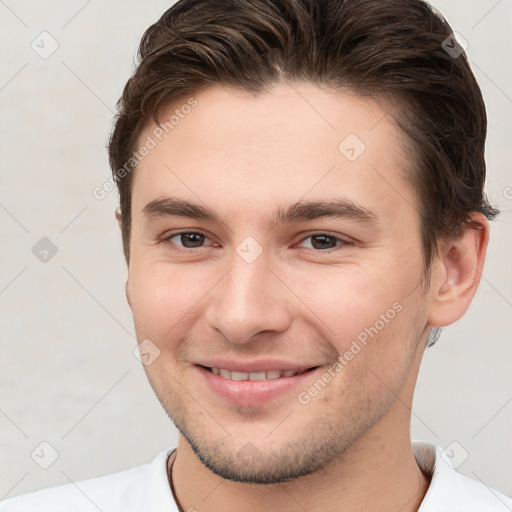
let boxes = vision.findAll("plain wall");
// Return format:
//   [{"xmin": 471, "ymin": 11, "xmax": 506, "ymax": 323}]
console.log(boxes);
[{"xmin": 1, "ymin": 0, "xmax": 511, "ymax": 500}]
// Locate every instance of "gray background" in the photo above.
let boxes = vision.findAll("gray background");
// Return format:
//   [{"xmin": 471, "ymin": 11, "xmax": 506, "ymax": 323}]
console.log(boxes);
[{"xmin": 1, "ymin": 0, "xmax": 511, "ymax": 501}]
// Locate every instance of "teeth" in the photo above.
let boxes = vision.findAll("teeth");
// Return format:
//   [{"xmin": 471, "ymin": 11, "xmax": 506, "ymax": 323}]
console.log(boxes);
[
  {"xmin": 248, "ymin": 371, "xmax": 266, "ymax": 381},
  {"xmin": 230, "ymin": 371, "xmax": 249, "ymax": 381},
  {"xmin": 210, "ymin": 367, "xmax": 302, "ymax": 381},
  {"xmin": 266, "ymin": 370, "xmax": 282, "ymax": 380}
]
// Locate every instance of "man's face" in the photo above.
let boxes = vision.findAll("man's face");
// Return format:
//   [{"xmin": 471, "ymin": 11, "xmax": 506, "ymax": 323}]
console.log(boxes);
[{"xmin": 126, "ymin": 84, "xmax": 433, "ymax": 483}]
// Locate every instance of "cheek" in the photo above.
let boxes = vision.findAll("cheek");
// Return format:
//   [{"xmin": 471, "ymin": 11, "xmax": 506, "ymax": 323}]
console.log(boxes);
[
  {"xmin": 128, "ymin": 243, "xmax": 425, "ymax": 361},
  {"xmin": 301, "ymin": 265, "xmax": 423, "ymax": 378},
  {"xmin": 297, "ymin": 266, "xmax": 400, "ymax": 341},
  {"xmin": 127, "ymin": 262, "xmax": 214, "ymax": 340}
]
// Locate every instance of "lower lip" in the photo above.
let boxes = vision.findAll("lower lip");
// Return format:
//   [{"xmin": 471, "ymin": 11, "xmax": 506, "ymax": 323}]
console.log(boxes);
[{"xmin": 195, "ymin": 365, "xmax": 321, "ymax": 407}]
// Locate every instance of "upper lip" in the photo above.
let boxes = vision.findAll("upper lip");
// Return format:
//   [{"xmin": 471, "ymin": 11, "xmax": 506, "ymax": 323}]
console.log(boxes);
[{"xmin": 193, "ymin": 358, "xmax": 322, "ymax": 373}]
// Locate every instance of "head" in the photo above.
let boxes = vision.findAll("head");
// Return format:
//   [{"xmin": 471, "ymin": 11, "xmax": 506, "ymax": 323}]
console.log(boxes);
[{"xmin": 108, "ymin": 0, "xmax": 498, "ymax": 483}]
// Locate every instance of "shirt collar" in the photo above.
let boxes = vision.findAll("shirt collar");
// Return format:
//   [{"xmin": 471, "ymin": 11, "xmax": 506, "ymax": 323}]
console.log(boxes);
[{"xmin": 413, "ymin": 440, "xmax": 510, "ymax": 511}]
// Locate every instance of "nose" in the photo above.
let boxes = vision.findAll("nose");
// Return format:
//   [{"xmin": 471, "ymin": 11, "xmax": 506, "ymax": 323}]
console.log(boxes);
[{"xmin": 203, "ymin": 250, "xmax": 292, "ymax": 344}]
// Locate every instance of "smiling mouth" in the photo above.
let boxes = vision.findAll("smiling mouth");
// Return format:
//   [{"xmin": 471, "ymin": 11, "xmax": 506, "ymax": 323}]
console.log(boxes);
[{"xmin": 198, "ymin": 365, "xmax": 320, "ymax": 381}]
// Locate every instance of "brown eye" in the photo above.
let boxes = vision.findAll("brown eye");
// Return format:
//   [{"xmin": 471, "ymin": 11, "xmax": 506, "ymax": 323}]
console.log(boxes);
[
  {"xmin": 297, "ymin": 233, "xmax": 351, "ymax": 252},
  {"xmin": 310, "ymin": 234, "xmax": 338, "ymax": 250},
  {"xmin": 161, "ymin": 231, "xmax": 214, "ymax": 252},
  {"xmin": 177, "ymin": 232, "xmax": 206, "ymax": 248}
]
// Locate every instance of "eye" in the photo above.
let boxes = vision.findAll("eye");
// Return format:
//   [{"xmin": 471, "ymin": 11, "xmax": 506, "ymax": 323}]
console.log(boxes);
[
  {"xmin": 159, "ymin": 230, "xmax": 352, "ymax": 254},
  {"xmin": 161, "ymin": 231, "xmax": 215, "ymax": 252},
  {"xmin": 296, "ymin": 232, "xmax": 351, "ymax": 252}
]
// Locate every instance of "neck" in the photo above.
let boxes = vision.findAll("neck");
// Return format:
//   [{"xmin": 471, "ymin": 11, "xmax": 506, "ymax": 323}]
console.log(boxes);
[{"xmin": 170, "ymin": 424, "xmax": 429, "ymax": 512}]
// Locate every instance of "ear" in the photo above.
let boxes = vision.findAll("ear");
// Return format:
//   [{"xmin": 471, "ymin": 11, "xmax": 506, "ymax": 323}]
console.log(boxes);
[
  {"xmin": 428, "ymin": 213, "xmax": 490, "ymax": 327},
  {"xmin": 125, "ymin": 280, "xmax": 132, "ymax": 308},
  {"xmin": 115, "ymin": 207, "xmax": 122, "ymax": 230}
]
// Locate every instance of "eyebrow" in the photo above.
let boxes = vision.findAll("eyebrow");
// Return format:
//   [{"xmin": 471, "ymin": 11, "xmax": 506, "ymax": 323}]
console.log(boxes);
[{"xmin": 142, "ymin": 196, "xmax": 378, "ymax": 226}]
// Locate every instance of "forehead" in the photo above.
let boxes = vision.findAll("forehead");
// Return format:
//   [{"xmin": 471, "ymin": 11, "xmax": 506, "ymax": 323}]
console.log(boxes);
[{"xmin": 131, "ymin": 83, "xmax": 417, "ymax": 225}]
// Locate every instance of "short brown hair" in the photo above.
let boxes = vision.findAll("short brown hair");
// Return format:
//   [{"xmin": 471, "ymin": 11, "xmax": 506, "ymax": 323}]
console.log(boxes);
[{"xmin": 108, "ymin": 0, "xmax": 499, "ymax": 267}]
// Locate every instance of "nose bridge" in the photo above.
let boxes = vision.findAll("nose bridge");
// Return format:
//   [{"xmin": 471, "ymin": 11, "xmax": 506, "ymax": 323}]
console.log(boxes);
[{"xmin": 204, "ymin": 242, "xmax": 291, "ymax": 343}]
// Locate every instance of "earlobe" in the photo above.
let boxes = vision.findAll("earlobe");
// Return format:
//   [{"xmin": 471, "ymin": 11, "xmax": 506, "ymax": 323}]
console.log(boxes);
[
  {"xmin": 428, "ymin": 214, "xmax": 489, "ymax": 328},
  {"xmin": 115, "ymin": 207, "xmax": 122, "ymax": 230}
]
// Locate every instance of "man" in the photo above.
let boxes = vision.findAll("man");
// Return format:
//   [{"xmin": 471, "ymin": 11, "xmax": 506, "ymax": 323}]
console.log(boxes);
[{"xmin": 2, "ymin": 0, "xmax": 510, "ymax": 510}]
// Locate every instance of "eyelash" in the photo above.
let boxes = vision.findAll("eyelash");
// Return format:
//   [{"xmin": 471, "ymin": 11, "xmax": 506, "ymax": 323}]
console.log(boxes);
[{"xmin": 159, "ymin": 231, "xmax": 352, "ymax": 254}]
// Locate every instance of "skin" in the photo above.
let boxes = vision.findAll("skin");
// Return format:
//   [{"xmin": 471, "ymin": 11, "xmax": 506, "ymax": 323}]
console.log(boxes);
[{"xmin": 118, "ymin": 83, "xmax": 489, "ymax": 512}]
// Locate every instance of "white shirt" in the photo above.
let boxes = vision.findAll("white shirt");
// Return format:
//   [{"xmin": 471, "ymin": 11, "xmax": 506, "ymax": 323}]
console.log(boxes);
[{"xmin": 1, "ymin": 441, "xmax": 510, "ymax": 511}]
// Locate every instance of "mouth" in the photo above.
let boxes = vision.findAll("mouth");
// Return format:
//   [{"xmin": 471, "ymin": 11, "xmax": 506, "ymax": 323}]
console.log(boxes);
[
  {"xmin": 194, "ymin": 364, "xmax": 324, "ymax": 407},
  {"xmin": 198, "ymin": 365, "xmax": 320, "ymax": 381}
]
